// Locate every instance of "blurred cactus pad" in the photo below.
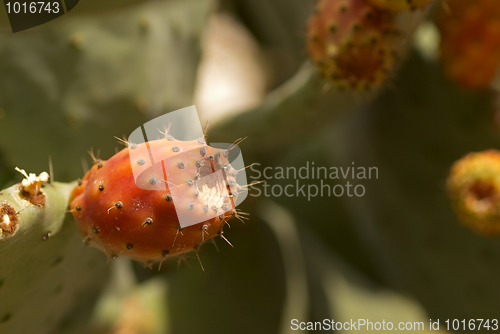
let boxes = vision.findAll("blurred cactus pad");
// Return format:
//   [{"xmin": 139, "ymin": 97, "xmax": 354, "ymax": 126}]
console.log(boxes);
[{"xmin": 2, "ymin": 0, "xmax": 500, "ymax": 333}]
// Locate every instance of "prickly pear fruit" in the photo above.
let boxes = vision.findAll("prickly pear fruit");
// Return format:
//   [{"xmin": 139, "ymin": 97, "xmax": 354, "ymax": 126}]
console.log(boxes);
[
  {"xmin": 437, "ymin": 0, "xmax": 500, "ymax": 90},
  {"xmin": 365, "ymin": 0, "xmax": 434, "ymax": 12},
  {"xmin": 306, "ymin": 0, "xmax": 399, "ymax": 90},
  {"xmin": 447, "ymin": 150, "xmax": 500, "ymax": 235},
  {"xmin": 70, "ymin": 135, "xmax": 245, "ymax": 265}
]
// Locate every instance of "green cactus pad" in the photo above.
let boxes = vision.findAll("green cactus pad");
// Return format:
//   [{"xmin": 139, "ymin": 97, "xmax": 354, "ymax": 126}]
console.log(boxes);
[
  {"xmin": 0, "ymin": 0, "xmax": 213, "ymax": 182},
  {"xmin": 0, "ymin": 181, "xmax": 108, "ymax": 334}
]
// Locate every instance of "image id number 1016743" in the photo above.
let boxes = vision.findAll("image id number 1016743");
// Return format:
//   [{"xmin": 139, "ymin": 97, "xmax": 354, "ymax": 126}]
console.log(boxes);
[{"xmin": 5, "ymin": 2, "xmax": 60, "ymax": 14}]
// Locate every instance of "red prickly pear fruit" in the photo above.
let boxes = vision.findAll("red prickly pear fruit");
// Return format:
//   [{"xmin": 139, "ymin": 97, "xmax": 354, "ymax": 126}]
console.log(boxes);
[
  {"xmin": 437, "ymin": 0, "xmax": 500, "ymax": 90},
  {"xmin": 447, "ymin": 150, "xmax": 500, "ymax": 235},
  {"xmin": 306, "ymin": 0, "xmax": 399, "ymax": 90},
  {"xmin": 365, "ymin": 0, "xmax": 434, "ymax": 12},
  {"xmin": 70, "ymin": 136, "xmax": 243, "ymax": 264}
]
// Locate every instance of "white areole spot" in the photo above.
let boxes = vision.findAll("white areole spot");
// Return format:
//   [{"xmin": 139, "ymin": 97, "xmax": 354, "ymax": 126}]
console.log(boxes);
[{"xmin": 2, "ymin": 214, "xmax": 10, "ymax": 226}]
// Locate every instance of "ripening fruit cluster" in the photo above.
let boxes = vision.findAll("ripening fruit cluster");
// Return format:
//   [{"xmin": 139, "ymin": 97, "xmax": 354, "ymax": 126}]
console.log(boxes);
[
  {"xmin": 447, "ymin": 150, "xmax": 500, "ymax": 235},
  {"xmin": 306, "ymin": 0, "xmax": 435, "ymax": 90},
  {"xmin": 437, "ymin": 0, "xmax": 500, "ymax": 90}
]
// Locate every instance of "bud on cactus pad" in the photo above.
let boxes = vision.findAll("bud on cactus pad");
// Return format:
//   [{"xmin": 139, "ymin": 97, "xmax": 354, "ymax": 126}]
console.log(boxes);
[
  {"xmin": 14, "ymin": 167, "xmax": 49, "ymax": 207},
  {"xmin": 306, "ymin": 0, "xmax": 400, "ymax": 90},
  {"xmin": 438, "ymin": 0, "xmax": 500, "ymax": 90},
  {"xmin": 70, "ymin": 135, "xmax": 245, "ymax": 266},
  {"xmin": 365, "ymin": 0, "xmax": 434, "ymax": 12},
  {"xmin": 447, "ymin": 150, "xmax": 500, "ymax": 235}
]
